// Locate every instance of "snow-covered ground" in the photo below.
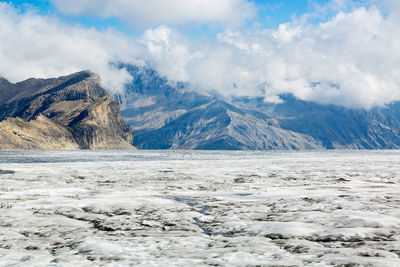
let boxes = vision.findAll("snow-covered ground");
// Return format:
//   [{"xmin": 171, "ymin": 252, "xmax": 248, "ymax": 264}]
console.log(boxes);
[{"xmin": 1, "ymin": 150, "xmax": 400, "ymax": 266}]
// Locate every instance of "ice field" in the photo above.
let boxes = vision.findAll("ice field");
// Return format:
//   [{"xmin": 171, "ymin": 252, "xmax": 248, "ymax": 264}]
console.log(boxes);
[{"xmin": 1, "ymin": 150, "xmax": 400, "ymax": 266}]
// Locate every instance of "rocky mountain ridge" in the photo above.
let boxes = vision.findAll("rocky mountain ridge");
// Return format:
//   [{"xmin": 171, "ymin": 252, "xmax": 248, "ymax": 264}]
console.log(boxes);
[{"xmin": 0, "ymin": 71, "xmax": 134, "ymax": 150}]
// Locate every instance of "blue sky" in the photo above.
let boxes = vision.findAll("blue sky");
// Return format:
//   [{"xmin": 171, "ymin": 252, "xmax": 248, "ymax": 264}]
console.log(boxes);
[
  {"xmin": 8, "ymin": 0, "xmax": 335, "ymax": 36},
  {"xmin": 253, "ymin": 0, "xmax": 320, "ymax": 26},
  {"xmin": 9, "ymin": 0, "xmax": 129, "ymax": 32}
]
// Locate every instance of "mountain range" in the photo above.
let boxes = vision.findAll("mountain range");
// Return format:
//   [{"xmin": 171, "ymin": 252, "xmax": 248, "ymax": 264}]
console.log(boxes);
[
  {"xmin": 1, "ymin": 64, "xmax": 400, "ymax": 150},
  {"xmin": 117, "ymin": 64, "xmax": 400, "ymax": 150}
]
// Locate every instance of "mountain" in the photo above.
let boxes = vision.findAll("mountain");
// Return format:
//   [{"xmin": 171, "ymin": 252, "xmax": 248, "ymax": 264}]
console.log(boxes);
[
  {"xmin": 118, "ymin": 64, "xmax": 400, "ymax": 150},
  {"xmin": 118, "ymin": 64, "xmax": 213, "ymax": 132},
  {"xmin": 5, "ymin": 65, "xmax": 396, "ymax": 151},
  {"xmin": 233, "ymin": 94, "xmax": 400, "ymax": 149},
  {"xmin": 133, "ymin": 99, "xmax": 321, "ymax": 150},
  {"xmin": 0, "ymin": 71, "xmax": 134, "ymax": 150},
  {"xmin": 118, "ymin": 65, "xmax": 322, "ymax": 150}
]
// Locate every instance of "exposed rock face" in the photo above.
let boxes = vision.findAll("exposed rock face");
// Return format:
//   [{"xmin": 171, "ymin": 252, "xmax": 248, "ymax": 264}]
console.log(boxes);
[
  {"xmin": 0, "ymin": 115, "xmax": 79, "ymax": 149},
  {"xmin": 0, "ymin": 71, "xmax": 134, "ymax": 150}
]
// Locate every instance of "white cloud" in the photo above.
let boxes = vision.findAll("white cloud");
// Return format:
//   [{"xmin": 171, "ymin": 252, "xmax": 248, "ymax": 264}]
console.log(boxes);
[
  {"xmin": 0, "ymin": 3, "xmax": 145, "ymax": 93},
  {"xmin": 50, "ymin": 0, "xmax": 256, "ymax": 28},
  {"xmin": 1, "ymin": 1, "xmax": 400, "ymax": 109},
  {"xmin": 139, "ymin": 4, "xmax": 400, "ymax": 109},
  {"xmin": 381, "ymin": 0, "xmax": 400, "ymax": 10}
]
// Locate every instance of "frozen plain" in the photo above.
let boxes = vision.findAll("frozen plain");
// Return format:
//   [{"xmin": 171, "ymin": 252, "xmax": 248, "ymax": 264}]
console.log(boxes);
[{"xmin": 1, "ymin": 150, "xmax": 400, "ymax": 266}]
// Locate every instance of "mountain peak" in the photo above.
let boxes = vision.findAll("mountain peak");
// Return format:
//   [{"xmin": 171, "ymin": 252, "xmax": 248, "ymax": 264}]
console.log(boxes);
[{"xmin": 0, "ymin": 71, "xmax": 134, "ymax": 150}]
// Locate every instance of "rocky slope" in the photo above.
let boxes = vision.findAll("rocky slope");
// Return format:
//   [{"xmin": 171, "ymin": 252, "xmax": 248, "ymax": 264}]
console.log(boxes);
[
  {"xmin": 134, "ymin": 100, "xmax": 321, "ymax": 150},
  {"xmin": 117, "ymin": 64, "xmax": 400, "ymax": 150},
  {"xmin": 0, "ymin": 71, "xmax": 134, "ymax": 150},
  {"xmin": 119, "ymin": 65, "xmax": 322, "ymax": 150},
  {"xmin": 119, "ymin": 64, "xmax": 213, "ymax": 132},
  {"xmin": 233, "ymin": 94, "xmax": 400, "ymax": 149}
]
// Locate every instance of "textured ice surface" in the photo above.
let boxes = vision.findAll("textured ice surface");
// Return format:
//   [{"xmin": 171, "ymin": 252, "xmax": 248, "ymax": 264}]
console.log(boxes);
[{"xmin": 1, "ymin": 150, "xmax": 400, "ymax": 266}]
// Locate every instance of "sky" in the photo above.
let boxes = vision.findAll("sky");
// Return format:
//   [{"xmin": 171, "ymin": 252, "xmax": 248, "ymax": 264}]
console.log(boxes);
[{"xmin": 1, "ymin": 0, "xmax": 400, "ymax": 109}]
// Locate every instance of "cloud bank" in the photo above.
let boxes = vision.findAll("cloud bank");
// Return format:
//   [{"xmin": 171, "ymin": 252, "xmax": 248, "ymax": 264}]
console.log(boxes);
[
  {"xmin": 0, "ymin": 3, "xmax": 144, "ymax": 93},
  {"xmin": 50, "ymin": 0, "xmax": 256, "ymax": 28},
  {"xmin": 138, "ymin": 3, "xmax": 400, "ymax": 109},
  {"xmin": 1, "ymin": 1, "xmax": 400, "ymax": 109}
]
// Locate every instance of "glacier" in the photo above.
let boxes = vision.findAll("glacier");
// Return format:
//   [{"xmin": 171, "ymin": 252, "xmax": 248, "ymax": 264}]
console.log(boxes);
[{"xmin": 1, "ymin": 150, "xmax": 400, "ymax": 266}]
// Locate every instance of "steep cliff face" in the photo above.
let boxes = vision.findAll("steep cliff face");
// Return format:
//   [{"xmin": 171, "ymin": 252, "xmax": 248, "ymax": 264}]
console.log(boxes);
[
  {"xmin": 0, "ymin": 72, "xmax": 134, "ymax": 150},
  {"xmin": 66, "ymin": 94, "xmax": 134, "ymax": 149}
]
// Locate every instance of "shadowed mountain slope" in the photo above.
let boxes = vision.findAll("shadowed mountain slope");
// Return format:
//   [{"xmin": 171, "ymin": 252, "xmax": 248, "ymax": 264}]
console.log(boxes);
[{"xmin": 118, "ymin": 64, "xmax": 400, "ymax": 150}]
